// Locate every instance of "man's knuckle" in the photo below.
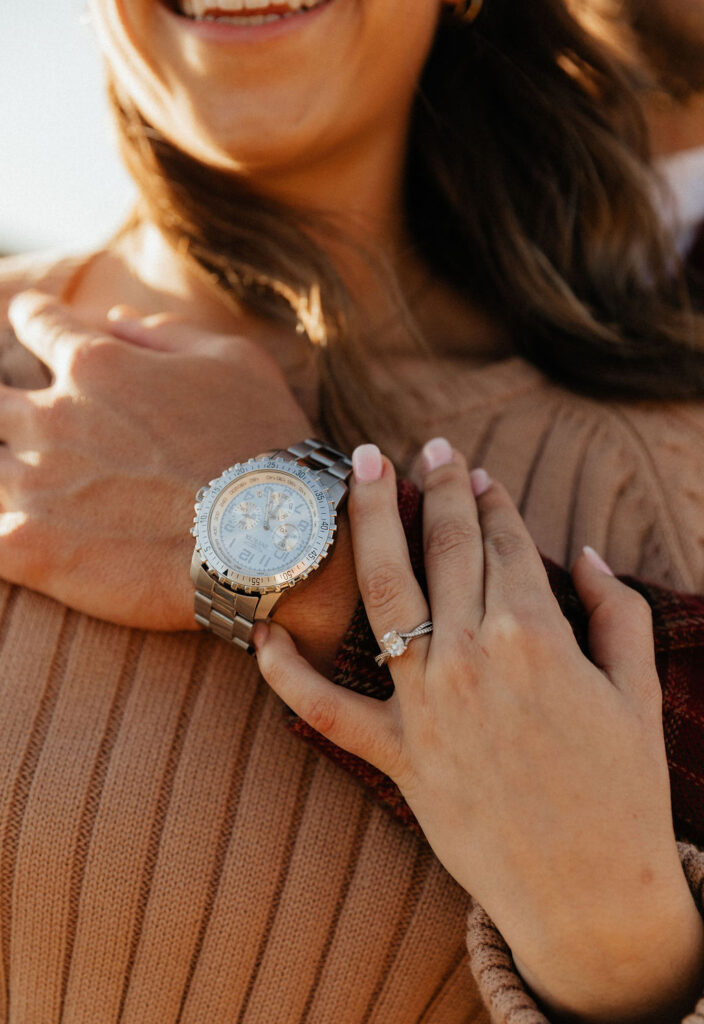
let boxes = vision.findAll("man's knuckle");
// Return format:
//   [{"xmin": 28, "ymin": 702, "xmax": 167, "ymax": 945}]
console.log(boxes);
[
  {"xmin": 70, "ymin": 337, "xmax": 120, "ymax": 378},
  {"xmin": 21, "ymin": 298, "xmax": 62, "ymax": 326},
  {"xmin": 39, "ymin": 322, "xmax": 68, "ymax": 357},
  {"xmin": 26, "ymin": 399, "xmax": 54, "ymax": 437},
  {"xmin": 6, "ymin": 519, "xmax": 44, "ymax": 574},
  {"xmin": 11, "ymin": 397, "xmax": 36, "ymax": 434},
  {"xmin": 10, "ymin": 460, "xmax": 39, "ymax": 495},
  {"xmin": 32, "ymin": 394, "xmax": 72, "ymax": 436}
]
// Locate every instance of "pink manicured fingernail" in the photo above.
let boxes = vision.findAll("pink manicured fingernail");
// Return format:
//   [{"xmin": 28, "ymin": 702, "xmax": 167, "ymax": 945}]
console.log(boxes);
[
  {"xmin": 583, "ymin": 546, "xmax": 614, "ymax": 577},
  {"xmin": 252, "ymin": 622, "xmax": 270, "ymax": 650},
  {"xmin": 470, "ymin": 468, "xmax": 491, "ymax": 497},
  {"xmin": 352, "ymin": 444, "xmax": 383, "ymax": 483},
  {"xmin": 422, "ymin": 437, "xmax": 453, "ymax": 474}
]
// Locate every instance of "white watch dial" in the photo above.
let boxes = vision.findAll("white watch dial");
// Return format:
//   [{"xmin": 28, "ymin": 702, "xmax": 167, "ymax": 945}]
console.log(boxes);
[{"xmin": 208, "ymin": 469, "xmax": 322, "ymax": 578}]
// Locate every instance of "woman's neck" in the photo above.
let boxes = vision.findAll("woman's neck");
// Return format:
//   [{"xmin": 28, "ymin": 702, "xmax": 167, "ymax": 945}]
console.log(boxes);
[
  {"xmin": 68, "ymin": 221, "xmax": 242, "ymax": 334},
  {"xmin": 68, "ymin": 217, "xmax": 508, "ymax": 366}
]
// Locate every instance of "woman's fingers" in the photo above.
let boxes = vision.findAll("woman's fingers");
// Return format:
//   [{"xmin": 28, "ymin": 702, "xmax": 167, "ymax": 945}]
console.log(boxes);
[
  {"xmin": 572, "ymin": 547, "xmax": 659, "ymax": 702},
  {"xmin": 348, "ymin": 445, "xmax": 430, "ymax": 674},
  {"xmin": 254, "ymin": 622, "xmax": 401, "ymax": 775},
  {"xmin": 419, "ymin": 439, "xmax": 485, "ymax": 636},
  {"xmin": 476, "ymin": 478, "xmax": 560, "ymax": 621}
]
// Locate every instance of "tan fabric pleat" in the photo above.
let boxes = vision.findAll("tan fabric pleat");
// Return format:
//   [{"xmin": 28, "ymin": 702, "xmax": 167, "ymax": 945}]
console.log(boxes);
[
  {"xmin": 0, "ymin": 601, "xmax": 472, "ymax": 1024},
  {"xmin": 2, "ymin": 254, "xmax": 704, "ymax": 1023}
]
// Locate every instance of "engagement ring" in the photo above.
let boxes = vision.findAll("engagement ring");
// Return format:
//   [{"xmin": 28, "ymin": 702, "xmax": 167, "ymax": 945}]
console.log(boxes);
[{"xmin": 375, "ymin": 620, "xmax": 434, "ymax": 666}]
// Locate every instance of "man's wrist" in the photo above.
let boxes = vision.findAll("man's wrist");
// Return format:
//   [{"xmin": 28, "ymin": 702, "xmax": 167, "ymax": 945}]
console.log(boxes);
[{"xmin": 273, "ymin": 512, "xmax": 359, "ymax": 675}]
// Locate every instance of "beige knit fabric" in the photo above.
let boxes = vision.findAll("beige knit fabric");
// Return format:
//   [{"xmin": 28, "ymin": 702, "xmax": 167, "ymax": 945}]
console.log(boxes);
[{"xmin": 1, "ymin": 253, "xmax": 704, "ymax": 1023}]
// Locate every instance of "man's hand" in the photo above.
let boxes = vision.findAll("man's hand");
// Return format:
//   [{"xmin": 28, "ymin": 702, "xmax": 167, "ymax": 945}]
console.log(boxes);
[{"xmin": 0, "ymin": 290, "xmax": 329, "ymax": 632}]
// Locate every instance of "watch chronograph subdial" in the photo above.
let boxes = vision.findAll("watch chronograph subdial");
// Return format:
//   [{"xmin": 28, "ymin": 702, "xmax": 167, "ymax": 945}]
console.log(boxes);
[
  {"xmin": 270, "ymin": 493, "xmax": 295, "ymax": 521},
  {"xmin": 273, "ymin": 523, "xmax": 302, "ymax": 554},
  {"xmin": 207, "ymin": 465, "xmax": 328, "ymax": 579},
  {"xmin": 225, "ymin": 500, "xmax": 259, "ymax": 532},
  {"xmin": 263, "ymin": 490, "xmax": 296, "ymax": 530}
]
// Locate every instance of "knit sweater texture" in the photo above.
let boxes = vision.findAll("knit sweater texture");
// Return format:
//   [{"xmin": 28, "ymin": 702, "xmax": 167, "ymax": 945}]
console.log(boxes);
[{"xmin": 2, "ymin": 253, "xmax": 704, "ymax": 1023}]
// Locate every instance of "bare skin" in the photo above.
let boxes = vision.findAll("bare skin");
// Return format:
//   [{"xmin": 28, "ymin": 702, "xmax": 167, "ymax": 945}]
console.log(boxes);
[
  {"xmin": 1, "ymin": 0, "xmax": 703, "ymax": 1016},
  {"xmin": 3, "ymin": 289, "xmax": 358, "ymax": 676}
]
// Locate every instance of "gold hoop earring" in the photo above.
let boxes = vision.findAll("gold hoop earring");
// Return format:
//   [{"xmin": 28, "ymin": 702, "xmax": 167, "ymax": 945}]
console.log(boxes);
[{"xmin": 453, "ymin": 0, "xmax": 484, "ymax": 22}]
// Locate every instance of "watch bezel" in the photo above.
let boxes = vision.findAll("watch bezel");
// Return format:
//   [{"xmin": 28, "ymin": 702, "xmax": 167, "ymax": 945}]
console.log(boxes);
[{"xmin": 192, "ymin": 455, "xmax": 338, "ymax": 595}]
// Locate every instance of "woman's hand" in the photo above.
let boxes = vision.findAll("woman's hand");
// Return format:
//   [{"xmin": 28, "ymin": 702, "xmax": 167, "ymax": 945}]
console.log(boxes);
[
  {"xmin": 254, "ymin": 439, "xmax": 704, "ymax": 1022},
  {"xmin": 0, "ymin": 290, "xmax": 323, "ymax": 630}
]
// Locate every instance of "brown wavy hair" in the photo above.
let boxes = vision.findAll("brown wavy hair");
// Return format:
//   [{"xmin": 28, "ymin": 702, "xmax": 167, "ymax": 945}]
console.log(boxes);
[
  {"xmin": 108, "ymin": 0, "xmax": 704, "ymax": 445},
  {"xmin": 573, "ymin": 0, "xmax": 704, "ymax": 99}
]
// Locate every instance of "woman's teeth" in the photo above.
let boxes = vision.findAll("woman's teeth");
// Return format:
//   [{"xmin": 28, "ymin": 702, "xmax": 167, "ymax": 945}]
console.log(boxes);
[{"xmin": 178, "ymin": 0, "xmax": 326, "ymax": 21}]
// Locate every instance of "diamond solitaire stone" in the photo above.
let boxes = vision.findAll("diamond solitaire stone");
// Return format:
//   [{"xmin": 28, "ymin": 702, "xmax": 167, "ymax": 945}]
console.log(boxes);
[
  {"xmin": 375, "ymin": 621, "xmax": 433, "ymax": 667},
  {"xmin": 380, "ymin": 630, "xmax": 406, "ymax": 658}
]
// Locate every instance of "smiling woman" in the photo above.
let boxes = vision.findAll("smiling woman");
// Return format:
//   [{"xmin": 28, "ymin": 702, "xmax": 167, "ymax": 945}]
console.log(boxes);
[{"xmin": 2, "ymin": 0, "xmax": 704, "ymax": 1022}]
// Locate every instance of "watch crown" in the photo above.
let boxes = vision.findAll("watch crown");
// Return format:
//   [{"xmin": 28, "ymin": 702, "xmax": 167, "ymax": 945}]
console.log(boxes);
[{"xmin": 196, "ymin": 487, "xmax": 209, "ymax": 503}]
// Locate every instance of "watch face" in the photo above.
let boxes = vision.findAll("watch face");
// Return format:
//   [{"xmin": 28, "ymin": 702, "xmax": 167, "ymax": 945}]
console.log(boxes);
[{"xmin": 193, "ymin": 457, "xmax": 336, "ymax": 593}]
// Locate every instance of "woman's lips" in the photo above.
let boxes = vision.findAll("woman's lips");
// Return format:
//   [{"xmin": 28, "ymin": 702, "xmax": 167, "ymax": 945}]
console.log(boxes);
[
  {"xmin": 177, "ymin": 0, "xmax": 327, "ymax": 19},
  {"xmin": 159, "ymin": 0, "xmax": 335, "ymax": 42}
]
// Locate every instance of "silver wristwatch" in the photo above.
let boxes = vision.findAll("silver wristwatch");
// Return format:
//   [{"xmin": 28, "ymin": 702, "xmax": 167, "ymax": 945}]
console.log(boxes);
[{"xmin": 190, "ymin": 439, "xmax": 352, "ymax": 653}]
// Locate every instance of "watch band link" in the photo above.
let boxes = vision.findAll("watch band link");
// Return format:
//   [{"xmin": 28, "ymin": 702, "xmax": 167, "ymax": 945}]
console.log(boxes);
[{"xmin": 193, "ymin": 439, "xmax": 352, "ymax": 653}]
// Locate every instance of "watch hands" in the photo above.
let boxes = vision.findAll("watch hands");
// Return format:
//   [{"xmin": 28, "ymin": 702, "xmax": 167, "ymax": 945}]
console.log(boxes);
[
  {"xmin": 264, "ymin": 491, "xmax": 290, "ymax": 531},
  {"xmin": 263, "ymin": 490, "xmax": 274, "ymax": 531}
]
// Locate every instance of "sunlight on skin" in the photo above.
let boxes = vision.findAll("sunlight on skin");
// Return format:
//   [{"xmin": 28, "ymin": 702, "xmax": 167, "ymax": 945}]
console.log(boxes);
[
  {"xmin": 0, "ymin": 512, "xmax": 27, "ymax": 535},
  {"xmin": 15, "ymin": 451, "xmax": 41, "ymax": 468}
]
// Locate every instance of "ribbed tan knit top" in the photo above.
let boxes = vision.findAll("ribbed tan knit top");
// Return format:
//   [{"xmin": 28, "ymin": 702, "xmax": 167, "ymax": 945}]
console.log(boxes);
[{"xmin": 2, "ymin": 253, "xmax": 704, "ymax": 1024}]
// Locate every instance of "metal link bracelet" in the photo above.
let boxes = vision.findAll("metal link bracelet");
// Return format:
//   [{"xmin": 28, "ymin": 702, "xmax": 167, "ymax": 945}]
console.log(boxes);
[{"xmin": 192, "ymin": 439, "xmax": 352, "ymax": 653}]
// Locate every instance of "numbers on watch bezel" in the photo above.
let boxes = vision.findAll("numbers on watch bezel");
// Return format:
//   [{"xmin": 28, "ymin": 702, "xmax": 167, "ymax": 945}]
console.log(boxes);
[{"xmin": 192, "ymin": 456, "xmax": 337, "ymax": 595}]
